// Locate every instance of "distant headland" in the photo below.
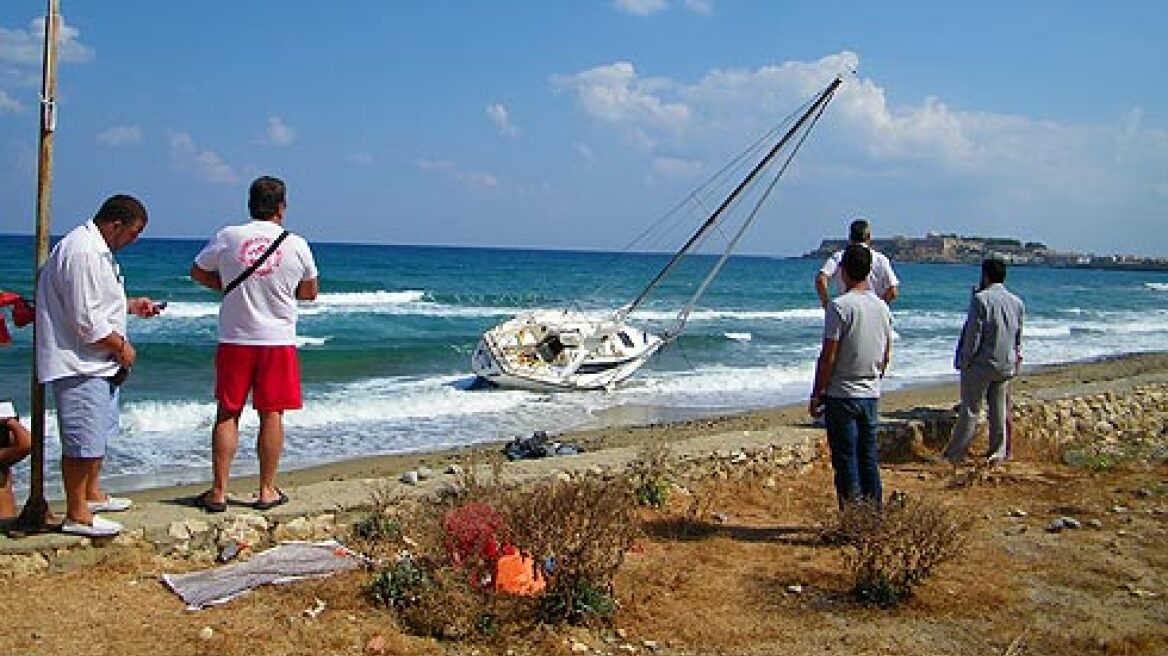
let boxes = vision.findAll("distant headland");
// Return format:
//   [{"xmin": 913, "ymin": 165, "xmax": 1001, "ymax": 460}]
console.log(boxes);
[{"xmin": 803, "ymin": 232, "xmax": 1168, "ymax": 272}]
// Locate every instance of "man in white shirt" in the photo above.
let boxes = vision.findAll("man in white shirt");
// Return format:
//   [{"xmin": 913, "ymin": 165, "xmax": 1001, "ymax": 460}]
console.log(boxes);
[
  {"xmin": 36, "ymin": 194, "xmax": 162, "ymax": 536},
  {"xmin": 190, "ymin": 176, "xmax": 319, "ymax": 513},
  {"xmin": 815, "ymin": 218, "xmax": 900, "ymax": 307}
]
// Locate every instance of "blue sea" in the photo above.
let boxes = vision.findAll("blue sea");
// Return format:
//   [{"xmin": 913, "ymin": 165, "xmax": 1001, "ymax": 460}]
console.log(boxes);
[{"xmin": 2, "ymin": 234, "xmax": 1167, "ymax": 496}]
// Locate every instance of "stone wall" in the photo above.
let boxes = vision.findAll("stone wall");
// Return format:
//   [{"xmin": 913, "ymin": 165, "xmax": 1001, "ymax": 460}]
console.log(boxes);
[{"xmin": 877, "ymin": 383, "xmax": 1168, "ymax": 464}]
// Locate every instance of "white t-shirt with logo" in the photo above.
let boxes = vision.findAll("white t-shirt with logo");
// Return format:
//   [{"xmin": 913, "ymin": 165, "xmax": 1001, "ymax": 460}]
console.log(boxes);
[{"xmin": 194, "ymin": 220, "xmax": 318, "ymax": 346}]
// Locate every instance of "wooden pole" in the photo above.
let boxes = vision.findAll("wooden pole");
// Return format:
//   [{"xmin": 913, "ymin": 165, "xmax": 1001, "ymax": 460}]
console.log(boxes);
[{"xmin": 18, "ymin": 0, "xmax": 60, "ymax": 529}]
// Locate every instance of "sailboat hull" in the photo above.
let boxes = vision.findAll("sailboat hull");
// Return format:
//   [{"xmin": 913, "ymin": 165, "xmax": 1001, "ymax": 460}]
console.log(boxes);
[{"xmin": 471, "ymin": 310, "xmax": 664, "ymax": 392}]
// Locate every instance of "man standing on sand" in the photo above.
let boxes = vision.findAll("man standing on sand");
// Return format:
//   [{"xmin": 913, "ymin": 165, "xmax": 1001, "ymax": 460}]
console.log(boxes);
[
  {"xmin": 810, "ymin": 244, "xmax": 893, "ymax": 511},
  {"xmin": 190, "ymin": 176, "xmax": 318, "ymax": 513},
  {"xmin": 815, "ymin": 218, "xmax": 900, "ymax": 307},
  {"xmin": 36, "ymin": 194, "xmax": 162, "ymax": 536},
  {"xmin": 943, "ymin": 258, "xmax": 1024, "ymax": 467}
]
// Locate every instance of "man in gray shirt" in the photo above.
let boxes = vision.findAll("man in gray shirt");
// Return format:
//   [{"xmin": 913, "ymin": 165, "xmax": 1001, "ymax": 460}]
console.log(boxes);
[
  {"xmin": 810, "ymin": 244, "xmax": 893, "ymax": 510},
  {"xmin": 943, "ymin": 258, "xmax": 1024, "ymax": 466}
]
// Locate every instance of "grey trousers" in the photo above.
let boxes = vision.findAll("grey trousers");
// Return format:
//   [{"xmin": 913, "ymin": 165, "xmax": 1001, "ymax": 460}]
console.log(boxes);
[{"xmin": 944, "ymin": 366, "xmax": 1012, "ymax": 464}]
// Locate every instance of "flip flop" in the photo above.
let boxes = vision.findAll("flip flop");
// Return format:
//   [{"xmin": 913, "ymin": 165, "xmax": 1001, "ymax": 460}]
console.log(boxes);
[
  {"xmin": 253, "ymin": 489, "xmax": 289, "ymax": 511},
  {"xmin": 62, "ymin": 515, "xmax": 123, "ymax": 537},
  {"xmin": 195, "ymin": 491, "xmax": 227, "ymax": 514},
  {"xmin": 87, "ymin": 496, "xmax": 133, "ymax": 513}
]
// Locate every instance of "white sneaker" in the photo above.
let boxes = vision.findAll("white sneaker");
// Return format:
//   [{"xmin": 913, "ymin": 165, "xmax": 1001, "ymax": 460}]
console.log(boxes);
[
  {"xmin": 87, "ymin": 496, "xmax": 133, "ymax": 513},
  {"xmin": 61, "ymin": 515, "xmax": 123, "ymax": 537}
]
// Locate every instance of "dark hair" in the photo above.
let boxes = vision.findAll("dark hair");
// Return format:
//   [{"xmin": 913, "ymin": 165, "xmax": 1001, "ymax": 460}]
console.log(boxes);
[
  {"xmin": 982, "ymin": 257, "xmax": 1007, "ymax": 284},
  {"xmin": 841, "ymin": 243, "xmax": 872, "ymax": 283},
  {"xmin": 93, "ymin": 194, "xmax": 147, "ymax": 227},
  {"xmin": 248, "ymin": 176, "xmax": 286, "ymax": 220},
  {"xmin": 848, "ymin": 218, "xmax": 871, "ymax": 244}
]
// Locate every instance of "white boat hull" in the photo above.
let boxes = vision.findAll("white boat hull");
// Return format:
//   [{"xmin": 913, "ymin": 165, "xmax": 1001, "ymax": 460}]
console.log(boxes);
[{"xmin": 472, "ymin": 309, "xmax": 665, "ymax": 392}]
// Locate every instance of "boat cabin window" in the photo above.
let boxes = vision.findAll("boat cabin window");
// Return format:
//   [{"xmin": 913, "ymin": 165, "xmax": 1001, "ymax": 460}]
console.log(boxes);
[
  {"xmin": 536, "ymin": 334, "xmax": 566, "ymax": 363},
  {"xmin": 617, "ymin": 331, "xmax": 635, "ymax": 349}
]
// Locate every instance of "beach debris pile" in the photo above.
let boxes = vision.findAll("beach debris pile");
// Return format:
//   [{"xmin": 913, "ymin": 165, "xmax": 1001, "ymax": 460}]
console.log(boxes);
[{"xmin": 504, "ymin": 430, "xmax": 582, "ymax": 461}]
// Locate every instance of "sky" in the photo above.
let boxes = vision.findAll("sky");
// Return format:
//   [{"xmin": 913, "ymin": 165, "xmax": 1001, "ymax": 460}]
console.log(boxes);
[{"xmin": 0, "ymin": 1, "xmax": 1165, "ymax": 257}]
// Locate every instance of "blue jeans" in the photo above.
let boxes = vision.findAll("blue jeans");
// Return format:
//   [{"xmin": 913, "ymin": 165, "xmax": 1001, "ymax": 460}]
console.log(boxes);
[{"xmin": 823, "ymin": 397, "xmax": 882, "ymax": 509}]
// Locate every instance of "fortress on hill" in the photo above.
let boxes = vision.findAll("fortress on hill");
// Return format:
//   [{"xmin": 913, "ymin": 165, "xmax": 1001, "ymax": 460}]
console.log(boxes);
[{"xmin": 803, "ymin": 232, "xmax": 1168, "ymax": 271}]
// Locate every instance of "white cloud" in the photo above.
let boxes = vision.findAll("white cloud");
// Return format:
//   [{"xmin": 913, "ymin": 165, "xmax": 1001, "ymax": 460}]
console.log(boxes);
[
  {"xmin": 0, "ymin": 89, "xmax": 21, "ymax": 114},
  {"xmin": 97, "ymin": 124, "xmax": 142, "ymax": 147},
  {"xmin": 0, "ymin": 17, "xmax": 93, "ymax": 65},
  {"xmin": 551, "ymin": 60, "xmax": 691, "ymax": 139},
  {"xmin": 684, "ymin": 0, "xmax": 714, "ymax": 15},
  {"xmin": 486, "ymin": 102, "xmax": 518, "ymax": 137},
  {"xmin": 1, "ymin": 17, "xmax": 93, "ymax": 113},
  {"xmin": 415, "ymin": 158, "xmax": 453, "ymax": 171},
  {"xmin": 572, "ymin": 142, "xmax": 595, "ymax": 163},
  {"xmin": 614, "ymin": 0, "xmax": 667, "ymax": 16},
  {"xmin": 264, "ymin": 116, "xmax": 296, "ymax": 146},
  {"xmin": 652, "ymin": 156, "xmax": 703, "ymax": 178},
  {"xmin": 458, "ymin": 171, "xmax": 499, "ymax": 188},
  {"xmin": 169, "ymin": 132, "xmax": 237, "ymax": 184},
  {"xmin": 417, "ymin": 157, "xmax": 499, "ymax": 189}
]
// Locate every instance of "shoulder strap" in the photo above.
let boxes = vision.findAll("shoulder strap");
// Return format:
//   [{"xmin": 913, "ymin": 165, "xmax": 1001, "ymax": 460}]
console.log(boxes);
[{"xmin": 222, "ymin": 230, "xmax": 290, "ymax": 296}]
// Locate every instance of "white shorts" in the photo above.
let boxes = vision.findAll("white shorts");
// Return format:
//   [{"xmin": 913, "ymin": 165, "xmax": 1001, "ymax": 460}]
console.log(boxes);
[{"xmin": 51, "ymin": 376, "xmax": 120, "ymax": 459}]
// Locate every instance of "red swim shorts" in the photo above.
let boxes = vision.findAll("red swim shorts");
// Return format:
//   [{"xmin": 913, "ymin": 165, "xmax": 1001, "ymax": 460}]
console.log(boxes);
[{"xmin": 215, "ymin": 343, "xmax": 302, "ymax": 413}]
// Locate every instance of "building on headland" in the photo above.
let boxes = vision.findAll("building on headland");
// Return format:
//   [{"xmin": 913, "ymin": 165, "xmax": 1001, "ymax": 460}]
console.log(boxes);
[{"xmin": 803, "ymin": 232, "xmax": 1168, "ymax": 271}]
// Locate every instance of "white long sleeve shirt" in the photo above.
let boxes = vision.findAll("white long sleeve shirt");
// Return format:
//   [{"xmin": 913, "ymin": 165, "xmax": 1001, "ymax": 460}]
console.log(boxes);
[{"xmin": 35, "ymin": 220, "xmax": 127, "ymax": 383}]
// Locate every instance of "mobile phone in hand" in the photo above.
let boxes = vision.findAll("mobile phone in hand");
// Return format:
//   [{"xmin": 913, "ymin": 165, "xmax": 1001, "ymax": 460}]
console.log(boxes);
[{"xmin": 0, "ymin": 400, "xmax": 16, "ymax": 419}]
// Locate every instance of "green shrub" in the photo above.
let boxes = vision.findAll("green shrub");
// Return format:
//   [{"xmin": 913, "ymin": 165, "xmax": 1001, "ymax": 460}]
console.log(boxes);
[{"xmin": 368, "ymin": 556, "xmax": 432, "ymax": 608}]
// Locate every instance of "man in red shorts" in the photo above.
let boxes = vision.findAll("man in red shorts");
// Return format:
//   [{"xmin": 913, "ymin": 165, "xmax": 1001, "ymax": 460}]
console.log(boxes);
[{"xmin": 190, "ymin": 176, "xmax": 319, "ymax": 512}]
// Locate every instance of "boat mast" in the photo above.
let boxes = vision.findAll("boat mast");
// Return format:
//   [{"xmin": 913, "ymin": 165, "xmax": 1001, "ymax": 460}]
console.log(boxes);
[
  {"xmin": 619, "ymin": 76, "xmax": 843, "ymax": 320},
  {"xmin": 667, "ymin": 81, "xmax": 838, "ymax": 338}
]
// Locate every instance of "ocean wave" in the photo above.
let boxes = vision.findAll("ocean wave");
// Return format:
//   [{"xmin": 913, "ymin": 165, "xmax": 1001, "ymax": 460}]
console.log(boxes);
[
  {"xmin": 1026, "ymin": 324, "xmax": 1074, "ymax": 338},
  {"xmin": 1146, "ymin": 282, "xmax": 1168, "ymax": 292},
  {"xmin": 724, "ymin": 332, "xmax": 752, "ymax": 341},
  {"xmin": 297, "ymin": 335, "xmax": 331, "ymax": 347},
  {"xmin": 631, "ymin": 307, "xmax": 824, "ymax": 322},
  {"xmin": 316, "ymin": 290, "xmax": 427, "ymax": 305}
]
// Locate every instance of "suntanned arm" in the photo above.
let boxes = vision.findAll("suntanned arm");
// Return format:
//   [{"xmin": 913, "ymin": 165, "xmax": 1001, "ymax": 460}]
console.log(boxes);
[
  {"xmin": 95, "ymin": 330, "xmax": 135, "ymax": 369},
  {"xmin": 814, "ymin": 272, "xmax": 831, "ymax": 308},
  {"xmin": 881, "ymin": 332, "xmax": 893, "ymax": 378},
  {"xmin": 295, "ymin": 278, "xmax": 319, "ymax": 301},
  {"xmin": 882, "ymin": 285, "xmax": 899, "ymax": 305},
  {"xmin": 189, "ymin": 264, "xmax": 222, "ymax": 291},
  {"xmin": 809, "ymin": 338, "xmax": 839, "ymax": 417}
]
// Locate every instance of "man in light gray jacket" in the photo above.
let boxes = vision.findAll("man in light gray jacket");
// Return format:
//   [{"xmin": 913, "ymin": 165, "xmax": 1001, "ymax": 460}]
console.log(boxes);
[{"xmin": 943, "ymin": 258, "xmax": 1024, "ymax": 466}]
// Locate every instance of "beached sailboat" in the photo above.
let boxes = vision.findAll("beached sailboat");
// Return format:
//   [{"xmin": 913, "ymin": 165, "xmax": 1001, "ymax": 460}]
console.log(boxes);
[{"xmin": 472, "ymin": 76, "xmax": 843, "ymax": 392}]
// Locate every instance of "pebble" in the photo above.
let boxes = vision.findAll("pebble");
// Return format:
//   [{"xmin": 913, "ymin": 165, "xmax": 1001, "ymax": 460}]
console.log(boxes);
[
  {"xmin": 1008, "ymin": 508, "xmax": 1028, "ymax": 517},
  {"xmin": 570, "ymin": 640, "xmax": 590, "ymax": 653},
  {"xmin": 400, "ymin": 470, "xmax": 419, "ymax": 485},
  {"xmin": 1046, "ymin": 516, "xmax": 1081, "ymax": 532},
  {"xmin": 198, "ymin": 626, "xmax": 214, "ymax": 641},
  {"xmin": 786, "ymin": 583, "xmax": 804, "ymax": 594}
]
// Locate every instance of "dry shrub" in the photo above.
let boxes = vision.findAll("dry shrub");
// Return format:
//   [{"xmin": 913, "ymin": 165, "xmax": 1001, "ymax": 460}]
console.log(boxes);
[
  {"xmin": 363, "ymin": 466, "xmax": 640, "ymax": 642},
  {"xmin": 1008, "ymin": 424, "xmax": 1066, "ymax": 464},
  {"xmin": 839, "ymin": 492, "xmax": 971, "ymax": 607},
  {"xmin": 628, "ymin": 442, "xmax": 674, "ymax": 508},
  {"xmin": 349, "ymin": 482, "xmax": 405, "ymax": 556}
]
